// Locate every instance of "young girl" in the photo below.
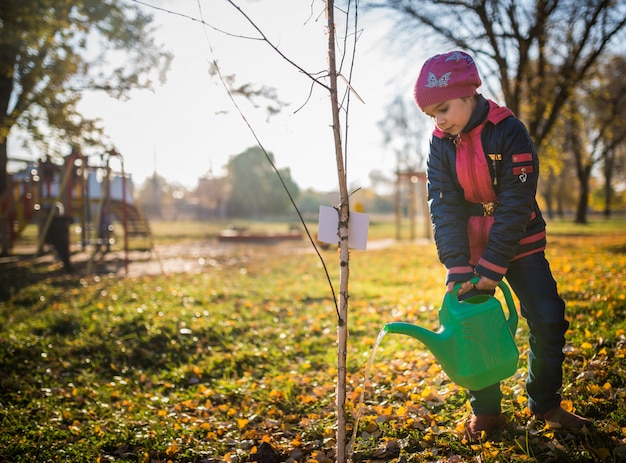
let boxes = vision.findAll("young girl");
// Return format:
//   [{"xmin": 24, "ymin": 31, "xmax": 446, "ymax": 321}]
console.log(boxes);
[{"xmin": 413, "ymin": 50, "xmax": 589, "ymax": 441}]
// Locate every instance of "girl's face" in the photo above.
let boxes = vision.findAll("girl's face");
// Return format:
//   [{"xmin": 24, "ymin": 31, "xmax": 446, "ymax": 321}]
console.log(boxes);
[{"xmin": 422, "ymin": 97, "xmax": 475, "ymax": 136}]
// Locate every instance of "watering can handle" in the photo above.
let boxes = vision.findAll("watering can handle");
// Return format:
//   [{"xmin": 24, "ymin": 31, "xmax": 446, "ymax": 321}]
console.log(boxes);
[
  {"xmin": 496, "ymin": 280, "xmax": 518, "ymax": 335},
  {"xmin": 452, "ymin": 277, "xmax": 518, "ymax": 336}
]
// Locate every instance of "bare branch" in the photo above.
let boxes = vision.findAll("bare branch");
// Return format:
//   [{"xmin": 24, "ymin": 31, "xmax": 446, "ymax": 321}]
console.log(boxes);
[{"xmin": 224, "ymin": 0, "xmax": 331, "ymax": 92}]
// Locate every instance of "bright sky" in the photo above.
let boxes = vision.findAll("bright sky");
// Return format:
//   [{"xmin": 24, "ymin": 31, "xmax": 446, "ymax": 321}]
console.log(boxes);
[{"xmin": 13, "ymin": 0, "xmax": 435, "ymax": 192}]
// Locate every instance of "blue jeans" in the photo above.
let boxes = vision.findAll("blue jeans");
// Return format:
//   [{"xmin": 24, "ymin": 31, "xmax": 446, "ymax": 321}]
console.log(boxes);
[{"xmin": 468, "ymin": 251, "xmax": 568, "ymax": 415}]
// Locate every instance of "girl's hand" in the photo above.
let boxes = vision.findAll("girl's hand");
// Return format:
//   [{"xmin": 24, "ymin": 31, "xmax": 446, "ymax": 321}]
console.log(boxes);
[{"xmin": 447, "ymin": 276, "xmax": 500, "ymax": 297}]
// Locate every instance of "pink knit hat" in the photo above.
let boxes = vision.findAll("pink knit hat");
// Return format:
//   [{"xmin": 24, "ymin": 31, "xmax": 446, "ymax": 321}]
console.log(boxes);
[{"xmin": 414, "ymin": 51, "xmax": 482, "ymax": 111}]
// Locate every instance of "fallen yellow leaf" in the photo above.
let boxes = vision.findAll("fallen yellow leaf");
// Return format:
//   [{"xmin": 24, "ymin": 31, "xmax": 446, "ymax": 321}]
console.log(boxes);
[{"xmin": 166, "ymin": 442, "xmax": 179, "ymax": 456}]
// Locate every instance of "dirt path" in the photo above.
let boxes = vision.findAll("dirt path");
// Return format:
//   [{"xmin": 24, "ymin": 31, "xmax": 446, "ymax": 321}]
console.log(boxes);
[
  {"xmin": 0, "ymin": 237, "xmax": 403, "ymax": 301},
  {"xmin": 1, "ymin": 239, "xmax": 308, "ymax": 276},
  {"xmin": 0, "ymin": 237, "xmax": 400, "ymax": 296}
]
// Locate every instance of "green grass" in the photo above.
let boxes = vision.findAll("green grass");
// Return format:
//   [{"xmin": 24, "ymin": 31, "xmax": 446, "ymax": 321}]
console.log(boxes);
[{"xmin": 1, "ymin": 217, "xmax": 626, "ymax": 462}]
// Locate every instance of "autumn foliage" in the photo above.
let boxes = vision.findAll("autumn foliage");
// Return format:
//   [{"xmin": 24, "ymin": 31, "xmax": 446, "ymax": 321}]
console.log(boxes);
[{"xmin": 1, "ymin": 220, "xmax": 625, "ymax": 462}]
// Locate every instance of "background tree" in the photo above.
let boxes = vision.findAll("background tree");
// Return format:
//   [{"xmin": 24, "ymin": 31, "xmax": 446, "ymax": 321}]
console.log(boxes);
[
  {"xmin": 366, "ymin": 0, "xmax": 626, "ymax": 217},
  {"xmin": 225, "ymin": 146, "xmax": 300, "ymax": 217},
  {"xmin": 378, "ymin": 95, "xmax": 427, "ymax": 175},
  {"xmin": 585, "ymin": 54, "xmax": 626, "ymax": 218},
  {"xmin": 0, "ymin": 0, "xmax": 172, "ymax": 195},
  {"xmin": 564, "ymin": 101, "xmax": 593, "ymax": 223},
  {"xmin": 135, "ymin": 172, "xmax": 168, "ymax": 218},
  {"xmin": 560, "ymin": 54, "xmax": 626, "ymax": 223}
]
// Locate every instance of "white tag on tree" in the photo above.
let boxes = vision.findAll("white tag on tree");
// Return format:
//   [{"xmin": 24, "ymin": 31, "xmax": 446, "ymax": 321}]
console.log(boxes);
[{"xmin": 318, "ymin": 205, "xmax": 369, "ymax": 250}]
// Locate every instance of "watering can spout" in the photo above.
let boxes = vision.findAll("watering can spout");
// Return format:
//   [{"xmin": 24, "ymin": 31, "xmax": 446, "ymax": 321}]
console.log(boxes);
[
  {"xmin": 384, "ymin": 322, "xmax": 452, "ymax": 363},
  {"xmin": 384, "ymin": 321, "xmax": 458, "ymax": 377}
]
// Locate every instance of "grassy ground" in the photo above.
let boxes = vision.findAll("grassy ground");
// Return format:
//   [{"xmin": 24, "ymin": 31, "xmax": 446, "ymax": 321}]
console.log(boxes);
[{"xmin": 1, "ymin": 217, "xmax": 625, "ymax": 462}]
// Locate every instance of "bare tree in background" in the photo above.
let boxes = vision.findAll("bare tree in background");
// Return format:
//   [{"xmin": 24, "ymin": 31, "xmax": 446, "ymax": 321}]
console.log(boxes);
[
  {"xmin": 584, "ymin": 55, "xmax": 626, "ymax": 218},
  {"xmin": 378, "ymin": 96, "xmax": 428, "ymax": 174},
  {"xmin": 549, "ymin": 53, "xmax": 626, "ymax": 223}
]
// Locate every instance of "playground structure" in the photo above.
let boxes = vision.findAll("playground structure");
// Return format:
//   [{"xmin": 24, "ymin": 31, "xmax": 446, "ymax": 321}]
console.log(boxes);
[{"xmin": 0, "ymin": 148, "xmax": 152, "ymax": 268}]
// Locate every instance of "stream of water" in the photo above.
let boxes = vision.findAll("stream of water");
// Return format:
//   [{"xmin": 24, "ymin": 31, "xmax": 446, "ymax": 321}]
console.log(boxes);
[{"xmin": 346, "ymin": 326, "xmax": 388, "ymax": 462}]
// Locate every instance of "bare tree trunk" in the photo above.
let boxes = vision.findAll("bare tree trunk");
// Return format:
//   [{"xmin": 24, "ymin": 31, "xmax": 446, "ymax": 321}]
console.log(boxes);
[
  {"xmin": 572, "ymin": 144, "xmax": 592, "ymax": 224},
  {"xmin": 540, "ymin": 169, "xmax": 555, "ymax": 220},
  {"xmin": 556, "ymin": 169, "xmax": 566, "ymax": 219},
  {"xmin": 602, "ymin": 146, "xmax": 619, "ymax": 218},
  {"xmin": 395, "ymin": 170, "xmax": 401, "ymax": 240},
  {"xmin": 564, "ymin": 105, "xmax": 591, "ymax": 224},
  {"xmin": 603, "ymin": 153, "xmax": 612, "ymax": 218},
  {"xmin": 575, "ymin": 166, "xmax": 591, "ymax": 224},
  {"xmin": 0, "ymin": 143, "xmax": 8, "ymax": 255},
  {"xmin": 571, "ymin": 132, "xmax": 592, "ymax": 224},
  {"xmin": 0, "ymin": 139, "xmax": 7, "ymax": 197},
  {"xmin": 325, "ymin": 2, "xmax": 350, "ymax": 462}
]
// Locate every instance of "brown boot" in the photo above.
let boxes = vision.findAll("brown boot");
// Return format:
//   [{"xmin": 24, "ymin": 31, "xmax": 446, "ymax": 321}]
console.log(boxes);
[
  {"xmin": 464, "ymin": 414, "xmax": 504, "ymax": 441},
  {"xmin": 534, "ymin": 407, "xmax": 589, "ymax": 429}
]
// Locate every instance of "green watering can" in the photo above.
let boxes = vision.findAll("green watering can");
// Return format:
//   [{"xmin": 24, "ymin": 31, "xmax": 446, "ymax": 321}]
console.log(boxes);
[{"xmin": 384, "ymin": 279, "xmax": 519, "ymax": 391}]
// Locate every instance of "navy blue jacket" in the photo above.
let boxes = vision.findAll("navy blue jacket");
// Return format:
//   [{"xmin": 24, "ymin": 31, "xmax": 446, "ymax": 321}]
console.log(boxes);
[{"xmin": 427, "ymin": 95, "xmax": 547, "ymax": 284}]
